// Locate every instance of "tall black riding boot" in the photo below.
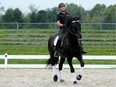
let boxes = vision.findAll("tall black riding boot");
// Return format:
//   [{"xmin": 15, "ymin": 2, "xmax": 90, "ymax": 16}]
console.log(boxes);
[
  {"xmin": 81, "ymin": 47, "xmax": 87, "ymax": 54},
  {"xmin": 79, "ymin": 40, "xmax": 87, "ymax": 54}
]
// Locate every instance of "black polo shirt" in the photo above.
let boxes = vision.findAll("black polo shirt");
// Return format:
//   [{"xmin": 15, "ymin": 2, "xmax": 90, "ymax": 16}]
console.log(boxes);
[{"xmin": 57, "ymin": 12, "xmax": 69, "ymax": 29}]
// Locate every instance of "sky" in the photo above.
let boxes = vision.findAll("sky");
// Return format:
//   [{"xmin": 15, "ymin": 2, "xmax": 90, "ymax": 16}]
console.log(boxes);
[{"xmin": 0, "ymin": 0, "xmax": 115, "ymax": 13}]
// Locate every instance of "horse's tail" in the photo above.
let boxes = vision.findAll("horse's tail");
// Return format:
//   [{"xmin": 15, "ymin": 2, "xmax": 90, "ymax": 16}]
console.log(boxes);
[
  {"xmin": 46, "ymin": 56, "xmax": 59, "ymax": 67},
  {"xmin": 46, "ymin": 37, "xmax": 59, "ymax": 67},
  {"xmin": 46, "ymin": 57, "xmax": 52, "ymax": 67},
  {"xmin": 46, "ymin": 38, "xmax": 53, "ymax": 67}
]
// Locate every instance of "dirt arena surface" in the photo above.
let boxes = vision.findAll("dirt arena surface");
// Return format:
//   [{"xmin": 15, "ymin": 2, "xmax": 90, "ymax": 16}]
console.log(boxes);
[{"xmin": 0, "ymin": 69, "xmax": 115, "ymax": 87}]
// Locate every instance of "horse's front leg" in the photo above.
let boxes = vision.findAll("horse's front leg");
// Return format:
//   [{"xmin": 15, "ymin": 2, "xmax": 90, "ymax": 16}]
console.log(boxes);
[
  {"xmin": 76, "ymin": 54, "xmax": 85, "ymax": 80},
  {"xmin": 59, "ymin": 57, "xmax": 65, "ymax": 82},
  {"xmin": 67, "ymin": 57, "xmax": 77, "ymax": 84}
]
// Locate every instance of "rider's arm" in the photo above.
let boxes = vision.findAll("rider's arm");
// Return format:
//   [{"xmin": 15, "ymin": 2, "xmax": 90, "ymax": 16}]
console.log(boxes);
[
  {"xmin": 57, "ymin": 21, "xmax": 63, "ymax": 27},
  {"xmin": 57, "ymin": 14, "xmax": 64, "ymax": 27}
]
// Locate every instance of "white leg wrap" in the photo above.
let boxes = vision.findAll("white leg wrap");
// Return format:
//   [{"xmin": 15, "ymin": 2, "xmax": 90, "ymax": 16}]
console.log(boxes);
[
  {"xmin": 53, "ymin": 65, "xmax": 57, "ymax": 75},
  {"xmin": 71, "ymin": 73, "xmax": 76, "ymax": 82},
  {"xmin": 54, "ymin": 36, "xmax": 59, "ymax": 46},
  {"xmin": 59, "ymin": 70, "xmax": 63, "ymax": 80},
  {"xmin": 80, "ymin": 67, "xmax": 84, "ymax": 76}
]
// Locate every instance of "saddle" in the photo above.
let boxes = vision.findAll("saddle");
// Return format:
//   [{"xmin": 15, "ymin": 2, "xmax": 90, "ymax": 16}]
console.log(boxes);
[{"xmin": 53, "ymin": 32, "xmax": 68, "ymax": 48}]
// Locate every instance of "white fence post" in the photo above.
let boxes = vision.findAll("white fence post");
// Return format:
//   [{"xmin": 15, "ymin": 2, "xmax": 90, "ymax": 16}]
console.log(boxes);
[
  {"xmin": 16, "ymin": 23, "xmax": 19, "ymax": 30},
  {"xmin": 4, "ymin": 53, "xmax": 8, "ymax": 69}
]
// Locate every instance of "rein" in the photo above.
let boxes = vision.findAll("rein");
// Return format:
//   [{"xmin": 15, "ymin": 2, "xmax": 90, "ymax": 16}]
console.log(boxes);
[
  {"xmin": 67, "ymin": 25, "xmax": 79, "ymax": 37},
  {"xmin": 67, "ymin": 29, "xmax": 79, "ymax": 37},
  {"xmin": 60, "ymin": 31, "xmax": 68, "ymax": 47}
]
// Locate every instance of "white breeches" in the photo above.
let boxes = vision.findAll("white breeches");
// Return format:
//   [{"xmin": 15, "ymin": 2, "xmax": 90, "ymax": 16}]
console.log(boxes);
[{"xmin": 54, "ymin": 36, "xmax": 59, "ymax": 46}]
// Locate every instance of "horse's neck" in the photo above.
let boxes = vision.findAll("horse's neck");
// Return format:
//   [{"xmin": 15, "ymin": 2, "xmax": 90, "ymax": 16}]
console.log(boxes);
[{"xmin": 68, "ymin": 33, "xmax": 79, "ymax": 48}]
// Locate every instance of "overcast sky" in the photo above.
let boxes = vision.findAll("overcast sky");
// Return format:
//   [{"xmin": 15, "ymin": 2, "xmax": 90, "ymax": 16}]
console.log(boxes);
[{"xmin": 0, "ymin": 0, "xmax": 115, "ymax": 13}]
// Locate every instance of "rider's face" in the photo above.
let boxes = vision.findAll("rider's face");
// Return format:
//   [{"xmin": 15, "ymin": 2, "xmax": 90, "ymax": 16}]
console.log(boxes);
[{"xmin": 60, "ymin": 7, "xmax": 65, "ymax": 12}]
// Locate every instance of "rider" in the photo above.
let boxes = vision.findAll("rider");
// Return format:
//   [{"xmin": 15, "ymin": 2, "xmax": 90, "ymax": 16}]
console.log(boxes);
[{"xmin": 54, "ymin": 3, "xmax": 87, "ymax": 57}]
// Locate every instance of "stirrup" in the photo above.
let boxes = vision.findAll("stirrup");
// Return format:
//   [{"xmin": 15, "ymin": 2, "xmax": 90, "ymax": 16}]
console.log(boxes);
[{"xmin": 54, "ymin": 51, "xmax": 59, "ymax": 57}]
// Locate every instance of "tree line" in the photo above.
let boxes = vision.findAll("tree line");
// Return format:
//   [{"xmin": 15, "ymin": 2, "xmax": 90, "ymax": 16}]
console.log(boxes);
[{"xmin": 0, "ymin": 3, "xmax": 116, "ymax": 29}]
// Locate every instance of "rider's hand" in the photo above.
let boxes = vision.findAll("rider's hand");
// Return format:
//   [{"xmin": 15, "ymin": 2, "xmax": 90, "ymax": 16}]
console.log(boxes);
[{"xmin": 62, "ymin": 24, "xmax": 68, "ymax": 29}]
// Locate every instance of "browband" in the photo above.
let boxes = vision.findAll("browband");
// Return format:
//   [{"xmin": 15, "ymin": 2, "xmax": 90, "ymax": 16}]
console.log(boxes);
[{"xmin": 72, "ymin": 20, "xmax": 79, "ymax": 23}]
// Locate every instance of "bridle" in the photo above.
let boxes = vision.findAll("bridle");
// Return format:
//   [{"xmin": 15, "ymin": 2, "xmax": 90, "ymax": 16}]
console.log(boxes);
[
  {"xmin": 67, "ymin": 20, "xmax": 80, "ymax": 37},
  {"xmin": 61, "ymin": 19, "xmax": 80, "ymax": 46}
]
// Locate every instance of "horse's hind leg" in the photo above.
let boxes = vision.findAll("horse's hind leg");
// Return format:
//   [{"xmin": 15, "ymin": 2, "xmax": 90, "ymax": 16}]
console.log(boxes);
[
  {"xmin": 52, "ymin": 56, "xmax": 59, "ymax": 82},
  {"xmin": 59, "ymin": 57, "xmax": 65, "ymax": 82},
  {"xmin": 67, "ymin": 57, "xmax": 77, "ymax": 84},
  {"xmin": 48, "ymin": 37, "xmax": 59, "ymax": 82},
  {"xmin": 76, "ymin": 54, "xmax": 84, "ymax": 80},
  {"xmin": 50, "ymin": 51, "xmax": 59, "ymax": 82}
]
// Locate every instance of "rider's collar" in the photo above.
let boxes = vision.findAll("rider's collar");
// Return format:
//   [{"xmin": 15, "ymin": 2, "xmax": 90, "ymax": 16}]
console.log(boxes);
[{"xmin": 60, "ymin": 11, "xmax": 67, "ymax": 14}]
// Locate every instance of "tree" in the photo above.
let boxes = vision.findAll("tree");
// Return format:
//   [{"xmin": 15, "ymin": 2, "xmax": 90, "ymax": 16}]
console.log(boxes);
[
  {"xmin": 0, "ymin": 2, "xmax": 4, "ymax": 15},
  {"xmin": 23, "ymin": 14, "xmax": 30, "ymax": 22},
  {"xmin": 36, "ymin": 10, "xmax": 50, "ymax": 28},
  {"xmin": 2, "ymin": 8, "xmax": 14, "ymax": 22},
  {"xmin": 104, "ymin": 5, "xmax": 116, "ymax": 23},
  {"xmin": 13, "ymin": 8, "xmax": 23, "ymax": 23},
  {"xmin": 90, "ymin": 4, "xmax": 106, "ymax": 23},
  {"xmin": 36, "ymin": 10, "xmax": 48, "ymax": 23},
  {"xmin": 103, "ymin": 5, "xmax": 116, "ymax": 29},
  {"xmin": 28, "ymin": 4, "xmax": 38, "ymax": 23},
  {"xmin": 2, "ymin": 8, "xmax": 16, "ymax": 28},
  {"xmin": 46, "ymin": 7, "xmax": 58, "ymax": 22},
  {"xmin": 66, "ymin": 3, "xmax": 79, "ymax": 16},
  {"xmin": 66, "ymin": 3, "xmax": 86, "ymax": 22},
  {"xmin": 0, "ymin": 2, "xmax": 4, "ymax": 23}
]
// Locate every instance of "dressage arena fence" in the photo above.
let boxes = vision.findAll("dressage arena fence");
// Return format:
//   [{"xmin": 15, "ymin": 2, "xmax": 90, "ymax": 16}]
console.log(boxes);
[{"xmin": 0, "ymin": 54, "xmax": 116, "ymax": 69}]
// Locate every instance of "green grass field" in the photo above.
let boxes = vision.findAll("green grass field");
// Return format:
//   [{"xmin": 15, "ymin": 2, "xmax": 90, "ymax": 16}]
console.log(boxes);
[
  {"xmin": 0, "ymin": 29, "xmax": 115, "ymax": 64},
  {"xmin": 0, "ymin": 45, "xmax": 115, "ymax": 55},
  {"xmin": 0, "ymin": 29, "xmax": 115, "ymax": 55}
]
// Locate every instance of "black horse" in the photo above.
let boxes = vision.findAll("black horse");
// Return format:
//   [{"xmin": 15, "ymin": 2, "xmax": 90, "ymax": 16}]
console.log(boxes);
[{"xmin": 47, "ymin": 16, "xmax": 85, "ymax": 84}]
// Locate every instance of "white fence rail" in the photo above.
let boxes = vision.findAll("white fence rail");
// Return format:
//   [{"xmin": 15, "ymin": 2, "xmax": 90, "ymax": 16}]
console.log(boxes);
[{"xmin": 0, "ymin": 54, "xmax": 116, "ymax": 69}]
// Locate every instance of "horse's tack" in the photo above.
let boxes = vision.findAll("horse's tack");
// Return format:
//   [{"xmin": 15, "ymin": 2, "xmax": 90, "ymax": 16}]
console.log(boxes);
[
  {"xmin": 60, "ymin": 32, "xmax": 68, "ymax": 47},
  {"xmin": 72, "ymin": 20, "xmax": 80, "ymax": 23}
]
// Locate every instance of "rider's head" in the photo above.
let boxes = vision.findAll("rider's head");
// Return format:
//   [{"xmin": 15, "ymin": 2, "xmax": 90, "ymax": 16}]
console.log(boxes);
[{"xmin": 58, "ymin": 3, "xmax": 66, "ymax": 12}]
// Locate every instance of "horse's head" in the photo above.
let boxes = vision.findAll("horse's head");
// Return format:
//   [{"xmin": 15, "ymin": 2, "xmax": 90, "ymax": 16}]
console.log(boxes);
[{"xmin": 66, "ymin": 16, "xmax": 81, "ymax": 37}]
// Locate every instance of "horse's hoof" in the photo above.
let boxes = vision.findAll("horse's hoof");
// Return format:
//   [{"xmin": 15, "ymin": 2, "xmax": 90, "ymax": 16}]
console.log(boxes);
[
  {"xmin": 53, "ymin": 75, "xmax": 58, "ymax": 82},
  {"xmin": 77, "ymin": 75, "xmax": 82, "ymax": 80},
  {"xmin": 60, "ymin": 79, "xmax": 65, "ymax": 82},
  {"xmin": 73, "ymin": 81, "xmax": 77, "ymax": 84}
]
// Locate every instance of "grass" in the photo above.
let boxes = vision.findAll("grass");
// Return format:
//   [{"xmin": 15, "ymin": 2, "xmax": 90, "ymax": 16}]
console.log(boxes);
[
  {"xmin": 0, "ymin": 45, "xmax": 48, "ymax": 55},
  {"xmin": 0, "ymin": 29, "xmax": 115, "ymax": 65},
  {"xmin": 85, "ymin": 46, "xmax": 115, "ymax": 55},
  {"xmin": 0, "ymin": 45, "xmax": 115, "ymax": 65},
  {"xmin": 0, "ymin": 45, "xmax": 115, "ymax": 55}
]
